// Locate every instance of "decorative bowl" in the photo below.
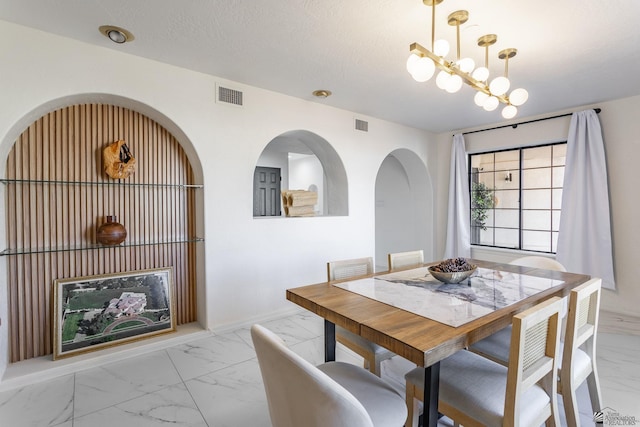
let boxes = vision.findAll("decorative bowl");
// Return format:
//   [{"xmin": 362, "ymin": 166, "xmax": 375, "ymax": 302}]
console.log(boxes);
[{"xmin": 428, "ymin": 265, "xmax": 477, "ymax": 284}]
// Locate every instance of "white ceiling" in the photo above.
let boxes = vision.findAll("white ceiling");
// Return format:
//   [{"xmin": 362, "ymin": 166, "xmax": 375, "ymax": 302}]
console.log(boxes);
[{"xmin": 2, "ymin": 0, "xmax": 639, "ymax": 133}]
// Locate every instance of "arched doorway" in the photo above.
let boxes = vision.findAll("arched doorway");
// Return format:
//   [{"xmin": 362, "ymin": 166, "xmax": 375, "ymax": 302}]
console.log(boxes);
[{"xmin": 374, "ymin": 149, "xmax": 433, "ymax": 270}]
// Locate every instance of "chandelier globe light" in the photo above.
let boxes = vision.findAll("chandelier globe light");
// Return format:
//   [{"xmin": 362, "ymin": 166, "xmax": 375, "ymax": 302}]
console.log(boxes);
[
  {"xmin": 509, "ymin": 88, "xmax": 529, "ymax": 106},
  {"xmin": 502, "ymin": 104, "xmax": 518, "ymax": 119},
  {"xmin": 474, "ymin": 91, "xmax": 489, "ymax": 107},
  {"xmin": 472, "ymin": 66, "xmax": 490, "ymax": 82},
  {"xmin": 433, "ymin": 39, "xmax": 450, "ymax": 57},
  {"xmin": 406, "ymin": 0, "xmax": 528, "ymax": 118},
  {"xmin": 415, "ymin": 57, "xmax": 437, "ymax": 82},
  {"xmin": 436, "ymin": 70, "xmax": 451, "ymax": 89},
  {"xmin": 483, "ymin": 96, "xmax": 499, "ymax": 112},
  {"xmin": 490, "ymin": 76, "xmax": 510, "ymax": 96},
  {"xmin": 446, "ymin": 74, "xmax": 463, "ymax": 93},
  {"xmin": 457, "ymin": 57, "xmax": 475, "ymax": 74}
]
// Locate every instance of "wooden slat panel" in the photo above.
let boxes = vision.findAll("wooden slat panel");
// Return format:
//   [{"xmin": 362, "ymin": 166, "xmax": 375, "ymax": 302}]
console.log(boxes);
[{"xmin": 5, "ymin": 103, "xmax": 199, "ymax": 362}]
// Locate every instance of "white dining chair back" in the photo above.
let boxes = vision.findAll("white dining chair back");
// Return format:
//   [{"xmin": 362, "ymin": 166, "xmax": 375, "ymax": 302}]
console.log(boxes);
[
  {"xmin": 469, "ymin": 278, "xmax": 603, "ymax": 427},
  {"xmin": 387, "ymin": 250, "xmax": 424, "ymax": 270},
  {"xmin": 509, "ymin": 256, "xmax": 567, "ymax": 272},
  {"xmin": 405, "ymin": 296, "xmax": 563, "ymax": 427},
  {"xmin": 327, "ymin": 257, "xmax": 394, "ymax": 376},
  {"xmin": 560, "ymin": 278, "xmax": 603, "ymax": 426},
  {"xmin": 328, "ymin": 257, "xmax": 374, "ymax": 281},
  {"xmin": 251, "ymin": 324, "xmax": 407, "ymax": 427}
]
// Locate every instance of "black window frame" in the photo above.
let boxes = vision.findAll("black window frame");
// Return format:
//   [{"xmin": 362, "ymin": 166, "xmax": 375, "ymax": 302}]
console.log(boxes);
[{"xmin": 468, "ymin": 141, "xmax": 567, "ymax": 254}]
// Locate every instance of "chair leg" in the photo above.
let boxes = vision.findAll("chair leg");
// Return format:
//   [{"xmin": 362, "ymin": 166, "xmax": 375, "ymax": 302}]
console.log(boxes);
[
  {"xmin": 562, "ymin": 383, "xmax": 580, "ymax": 427},
  {"xmin": 586, "ymin": 340, "xmax": 603, "ymax": 413},
  {"xmin": 586, "ymin": 370, "xmax": 603, "ymax": 413},
  {"xmin": 405, "ymin": 384, "xmax": 419, "ymax": 427},
  {"xmin": 364, "ymin": 355, "xmax": 382, "ymax": 376},
  {"xmin": 373, "ymin": 357, "xmax": 382, "ymax": 377},
  {"xmin": 541, "ymin": 374, "xmax": 560, "ymax": 427}
]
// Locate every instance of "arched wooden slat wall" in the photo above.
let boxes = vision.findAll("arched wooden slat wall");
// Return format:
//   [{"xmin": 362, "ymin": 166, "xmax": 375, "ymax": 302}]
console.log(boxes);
[{"xmin": 4, "ymin": 104, "xmax": 199, "ymax": 363}]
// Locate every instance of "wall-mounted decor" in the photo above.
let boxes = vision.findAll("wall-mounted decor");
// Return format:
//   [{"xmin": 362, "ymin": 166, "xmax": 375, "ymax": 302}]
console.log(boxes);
[
  {"xmin": 52, "ymin": 267, "xmax": 176, "ymax": 360},
  {"xmin": 96, "ymin": 215, "xmax": 127, "ymax": 245},
  {"xmin": 104, "ymin": 139, "xmax": 136, "ymax": 179}
]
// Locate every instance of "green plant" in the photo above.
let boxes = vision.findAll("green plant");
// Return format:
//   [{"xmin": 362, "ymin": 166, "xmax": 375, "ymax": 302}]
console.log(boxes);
[{"xmin": 471, "ymin": 182, "xmax": 494, "ymax": 230}]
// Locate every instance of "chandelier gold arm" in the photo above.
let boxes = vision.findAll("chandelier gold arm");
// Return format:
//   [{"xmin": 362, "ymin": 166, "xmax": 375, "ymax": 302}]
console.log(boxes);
[
  {"xmin": 478, "ymin": 34, "xmax": 497, "ymax": 70},
  {"xmin": 410, "ymin": 42, "xmax": 510, "ymax": 104},
  {"xmin": 407, "ymin": 0, "xmax": 526, "ymax": 115},
  {"xmin": 499, "ymin": 48, "xmax": 517, "ymax": 78}
]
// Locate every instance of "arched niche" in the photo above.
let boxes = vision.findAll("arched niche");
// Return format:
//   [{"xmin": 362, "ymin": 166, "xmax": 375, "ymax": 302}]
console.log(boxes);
[
  {"xmin": 0, "ymin": 94, "xmax": 206, "ymax": 365},
  {"xmin": 254, "ymin": 130, "xmax": 348, "ymax": 216},
  {"xmin": 374, "ymin": 149, "xmax": 433, "ymax": 269}
]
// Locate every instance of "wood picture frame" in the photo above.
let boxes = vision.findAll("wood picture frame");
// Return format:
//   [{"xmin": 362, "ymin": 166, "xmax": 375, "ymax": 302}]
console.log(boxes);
[{"xmin": 53, "ymin": 267, "xmax": 176, "ymax": 360}]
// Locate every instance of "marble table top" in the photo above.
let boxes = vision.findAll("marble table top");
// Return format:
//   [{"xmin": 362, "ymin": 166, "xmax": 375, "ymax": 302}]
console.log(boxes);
[{"xmin": 333, "ymin": 266, "xmax": 565, "ymax": 327}]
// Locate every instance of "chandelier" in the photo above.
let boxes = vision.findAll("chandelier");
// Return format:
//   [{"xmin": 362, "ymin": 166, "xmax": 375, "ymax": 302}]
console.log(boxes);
[{"xmin": 406, "ymin": 0, "xmax": 528, "ymax": 119}]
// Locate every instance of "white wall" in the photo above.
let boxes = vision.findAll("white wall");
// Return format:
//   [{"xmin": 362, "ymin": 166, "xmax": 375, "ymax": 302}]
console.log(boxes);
[
  {"xmin": 435, "ymin": 95, "xmax": 640, "ymax": 316},
  {"xmin": 0, "ymin": 21, "xmax": 436, "ymax": 380}
]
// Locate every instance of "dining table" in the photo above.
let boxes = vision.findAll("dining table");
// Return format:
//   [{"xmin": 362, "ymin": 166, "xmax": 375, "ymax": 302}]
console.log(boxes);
[{"xmin": 286, "ymin": 258, "xmax": 590, "ymax": 427}]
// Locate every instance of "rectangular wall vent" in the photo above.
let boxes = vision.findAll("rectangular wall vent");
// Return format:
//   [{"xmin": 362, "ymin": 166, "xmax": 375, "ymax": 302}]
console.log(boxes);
[
  {"xmin": 217, "ymin": 85, "xmax": 244, "ymax": 106},
  {"xmin": 355, "ymin": 119, "xmax": 368, "ymax": 132}
]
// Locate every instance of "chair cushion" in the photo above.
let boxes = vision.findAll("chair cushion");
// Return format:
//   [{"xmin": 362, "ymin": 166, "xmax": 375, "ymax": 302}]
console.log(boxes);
[
  {"xmin": 559, "ymin": 346, "xmax": 592, "ymax": 385},
  {"xmin": 469, "ymin": 329, "xmax": 593, "ymax": 388},
  {"xmin": 469, "ymin": 299, "xmax": 569, "ymax": 365},
  {"xmin": 336, "ymin": 326, "xmax": 394, "ymax": 356},
  {"xmin": 319, "ymin": 361, "xmax": 407, "ymax": 427},
  {"xmin": 468, "ymin": 325, "xmax": 512, "ymax": 364},
  {"xmin": 405, "ymin": 350, "xmax": 550, "ymax": 426}
]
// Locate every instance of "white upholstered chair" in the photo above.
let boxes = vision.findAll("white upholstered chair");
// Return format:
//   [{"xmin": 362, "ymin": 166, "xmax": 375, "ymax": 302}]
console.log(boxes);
[
  {"xmin": 387, "ymin": 249, "xmax": 424, "ymax": 270},
  {"xmin": 251, "ymin": 324, "xmax": 407, "ymax": 427},
  {"xmin": 328, "ymin": 257, "xmax": 394, "ymax": 376},
  {"xmin": 469, "ymin": 278, "xmax": 603, "ymax": 427},
  {"xmin": 560, "ymin": 279, "xmax": 603, "ymax": 426},
  {"xmin": 405, "ymin": 297, "xmax": 564, "ymax": 427},
  {"xmin": 508, "ymin": 255, "xmax": 567, "ymax": 272}
]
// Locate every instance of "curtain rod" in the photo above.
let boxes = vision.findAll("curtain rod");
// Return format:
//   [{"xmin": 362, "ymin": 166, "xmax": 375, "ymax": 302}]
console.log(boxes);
[{"xmin": 460, "ymin": 108, "xmax": 602, "ymax": 136}]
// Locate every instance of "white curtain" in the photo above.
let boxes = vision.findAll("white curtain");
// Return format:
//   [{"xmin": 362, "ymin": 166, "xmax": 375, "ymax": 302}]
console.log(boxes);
[
  {"xmin": 557, "ymin": 110, "xmax": 615, "ymax": 289},
  {"xmin": 444, "ymin": 134, "xmax": 471, "ymax": 259}
]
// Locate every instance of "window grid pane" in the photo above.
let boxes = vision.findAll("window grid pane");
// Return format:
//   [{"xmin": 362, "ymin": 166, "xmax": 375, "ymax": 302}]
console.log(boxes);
[{"xmin": 469, "ymin": 142, "xmax": 566, "ymax": 253}]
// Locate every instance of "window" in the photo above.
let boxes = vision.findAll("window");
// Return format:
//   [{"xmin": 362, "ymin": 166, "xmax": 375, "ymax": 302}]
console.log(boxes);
[{"xmin": 469, "ymin": 142, "xmax": 567, "ymax": 253}]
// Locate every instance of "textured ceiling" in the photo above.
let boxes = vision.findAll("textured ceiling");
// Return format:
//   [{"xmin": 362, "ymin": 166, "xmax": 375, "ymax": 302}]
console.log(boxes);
[{"xmin": 1, "ymin": 0, "xmax": 639, "ymax": 133}]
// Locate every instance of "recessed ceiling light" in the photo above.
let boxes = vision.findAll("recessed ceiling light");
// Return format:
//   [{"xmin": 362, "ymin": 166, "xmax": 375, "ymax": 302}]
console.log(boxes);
[
  {"xmin": 312, "ymin": 90, "xmax": 332, "ymax": 98},
  {"xmin": 99, "ymin": 25, "xmax": 135, "ymax": 44}
]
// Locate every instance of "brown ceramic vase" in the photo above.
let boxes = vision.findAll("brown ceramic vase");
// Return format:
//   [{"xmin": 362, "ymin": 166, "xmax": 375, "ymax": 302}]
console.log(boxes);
[{"xmin": 96, "ymin": 215, "xmax": 127, "ymax": 245}]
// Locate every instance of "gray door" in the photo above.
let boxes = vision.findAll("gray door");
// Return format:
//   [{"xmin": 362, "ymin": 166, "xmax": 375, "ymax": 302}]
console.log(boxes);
[{"xmin": 253, "ymin": 167, "xmax": 281, "ymax": 216}]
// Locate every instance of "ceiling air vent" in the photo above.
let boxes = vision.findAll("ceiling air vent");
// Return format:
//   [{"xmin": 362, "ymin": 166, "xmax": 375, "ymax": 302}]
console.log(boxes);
[
  {"xmin": 216, "ymin": 85, "xmax": 243, "ymax": 107},
  {"xmin": 355, "ymin": 119, "xmax": 369, "ymax": 132}
]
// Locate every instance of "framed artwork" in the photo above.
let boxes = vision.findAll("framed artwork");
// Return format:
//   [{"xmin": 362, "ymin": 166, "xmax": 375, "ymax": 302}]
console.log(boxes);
[{"xmin": 53, "ymin": 267, "xmax": 176, "ymax": 360}]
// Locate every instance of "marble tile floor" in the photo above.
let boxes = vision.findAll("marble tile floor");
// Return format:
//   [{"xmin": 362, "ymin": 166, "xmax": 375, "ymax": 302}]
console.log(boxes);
[{"xmin": 0, "ymin": 311, "xmax": 638, "ymax": 427}]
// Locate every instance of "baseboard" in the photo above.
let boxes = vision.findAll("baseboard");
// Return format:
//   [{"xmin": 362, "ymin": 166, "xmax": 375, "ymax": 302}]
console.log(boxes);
[
  {"xmin": 210, "ymin": 306, "xmax": 304, "ymax": 335},
  {"xmin": 0, "ymin": 322, "xmax": 209, "ymax": 392}
]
